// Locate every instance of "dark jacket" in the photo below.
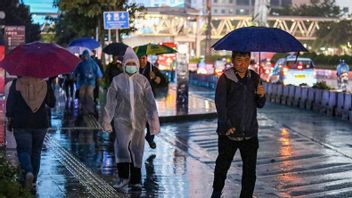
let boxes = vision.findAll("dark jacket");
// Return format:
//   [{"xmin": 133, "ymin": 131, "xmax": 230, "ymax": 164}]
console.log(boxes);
[
  {"xmin": 105, "ymin": 62, "xmax": 123, "ymax": 86},
  {"xmin": 6, "ymin": 80, "xmax": 56, "ymax": 129},
  {"xmin": 139, "ymin": 62, "xmax": 168, "ymax": 94},
  {"xmin": 215, "ymin": 68, "xmax": 266, "ymax": 138}
]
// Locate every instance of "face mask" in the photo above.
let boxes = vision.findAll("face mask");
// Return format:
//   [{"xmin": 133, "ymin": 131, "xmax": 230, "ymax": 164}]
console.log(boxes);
[{"xmin": 125, "ymin": 65, "xmax": 138, "ymax": 74}]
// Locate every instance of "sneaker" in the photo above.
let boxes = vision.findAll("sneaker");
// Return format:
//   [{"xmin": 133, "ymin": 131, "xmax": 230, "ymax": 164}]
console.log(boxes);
[
  {"xmin": 130, "ymin": 183, "xmax": 142, "ymax": 190},
  {"xmin": 211, "ymin": 191, "xmax": 222, "ymax": 198},
  {"xmin": 113, "ymin": 178, "xmax": 129, "ymax": 189},
  {"xmin": 24, "ymin": 172, "xmax": 34, "ymax": 190},
  {"xmin": 147, "ymin": 140, "xmax": 157, "ymax": 149}
]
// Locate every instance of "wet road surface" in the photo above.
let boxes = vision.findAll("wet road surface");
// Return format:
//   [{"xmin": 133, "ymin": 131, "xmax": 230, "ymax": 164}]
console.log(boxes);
[{"xmin": 30, "ymin": 86, "xmax": 352, "ymax": 197}]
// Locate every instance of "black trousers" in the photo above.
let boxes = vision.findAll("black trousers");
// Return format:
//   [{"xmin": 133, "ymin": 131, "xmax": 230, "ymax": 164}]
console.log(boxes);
[
  {"xmin": 117, "ymin": 162, "xmax": 142, "ymax": 184},
  {"xmin": 63, "ymin": 80, "xmax": 74, "ymax": 99},
  {"xmin": 213, "ymin": 136, "xmax": 259, "ymax": 198},
  {"xmin": 145, "ymin": 123, "xmax": 154, "ymax": 143}
]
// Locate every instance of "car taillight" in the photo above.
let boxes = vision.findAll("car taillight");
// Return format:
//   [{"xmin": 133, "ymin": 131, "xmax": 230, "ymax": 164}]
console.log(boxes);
[
  {"xmin": 297, "ymin": 65, "xmax": 303, "ymax": 70},
  {"xmin": 265, "ymin": 69, "xmax": 270, "ymax": 74},
  {"xmin": 283, "ymin": 67, "xmax": 289, "ymax": 76}
]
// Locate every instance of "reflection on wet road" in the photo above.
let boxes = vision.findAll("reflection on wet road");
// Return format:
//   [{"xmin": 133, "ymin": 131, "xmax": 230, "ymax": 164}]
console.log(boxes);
[{"xmin": 33, "ymin": 86, "xmax": 352, "ymax": 198}]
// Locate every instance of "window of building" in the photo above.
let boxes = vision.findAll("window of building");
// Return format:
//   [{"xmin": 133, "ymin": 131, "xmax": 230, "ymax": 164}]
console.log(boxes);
[
  {"xmin": 237, "ymin": 0, "xmax": 249, "ymax": 6},
  {"xmin": 236, "ymin": 8, "xmax": 249, "ymax": 15},
  {"xmin": 214, "ymin": 0, "xmax": 218, "ymax": 3},
  {"xmin": 229, "ymin": 0, "xmax": 233, "ymax": 3},
  {"xmin": 271, "ymin": 0, "xmax": 279, "ymax": 6},
  {"xmin": 214, "ymin": 9, "xmax": 218, "ymax": 13},
  {"xmin": 281, "ymin": 0, "xmax": 291, "ymax": 6},
  {"xmin": 221, "ymin": 9, "xmax": 226, "ymax": 14},
  {"xmin": 229, "ymin": 9, "xmax": 233, "ymax": 13}
]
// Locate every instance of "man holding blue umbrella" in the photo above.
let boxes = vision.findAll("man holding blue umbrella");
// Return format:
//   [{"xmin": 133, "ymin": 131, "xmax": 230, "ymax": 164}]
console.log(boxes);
[
  {"xmin": 211, "ymin": 51, "xmax": 266, "ymax": 198},
  {"xmin": 211, "ymin": 26, "xmax": 307, "ymax": 198}
]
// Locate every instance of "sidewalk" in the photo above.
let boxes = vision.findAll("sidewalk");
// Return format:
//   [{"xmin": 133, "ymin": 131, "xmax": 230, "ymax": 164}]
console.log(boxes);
[
  {"xmin": 5, "ymin": 84, "xmax": 352, "ymax": 197},
  {"xmin": 0, "ymin": 85, "xmax": 220, "ymax": 198}
]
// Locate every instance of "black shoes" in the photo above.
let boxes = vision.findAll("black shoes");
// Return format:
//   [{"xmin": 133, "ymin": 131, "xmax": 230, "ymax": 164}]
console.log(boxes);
[
  {"xmin": 147, "ymin": 140, "xmax": 156, "ymax": 149},
  {"xmin": 211, "ymin": 191, "xmax": 222, "ymax": 198}
]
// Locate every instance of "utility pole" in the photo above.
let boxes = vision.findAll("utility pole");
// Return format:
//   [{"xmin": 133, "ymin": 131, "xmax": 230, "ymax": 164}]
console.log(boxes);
[
  {"xmin": 253, "ymin": 0, "xmax": 271, "ymax": 26},
  {"xmin": 205, "ymin": 0, "xmax": 212, "ymax": 57}
]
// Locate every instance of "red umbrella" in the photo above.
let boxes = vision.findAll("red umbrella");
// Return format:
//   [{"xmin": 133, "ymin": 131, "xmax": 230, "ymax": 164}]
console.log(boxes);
[{"xmin": 0, "ymin": 42, "xmax": 80, "ymax": 78}]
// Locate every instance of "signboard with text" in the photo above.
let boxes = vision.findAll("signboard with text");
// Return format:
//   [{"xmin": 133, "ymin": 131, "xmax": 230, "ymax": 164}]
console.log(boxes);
[
  {"xmin": 103, "ymin": 11, "xmax": 129, "ymax": 29},
  {"xmin": 4, "ymin": 26, "xmax": 25, "ymax": 51}
]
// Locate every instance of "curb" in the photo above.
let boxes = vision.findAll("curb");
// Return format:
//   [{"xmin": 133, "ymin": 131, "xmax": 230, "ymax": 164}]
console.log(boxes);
[{"xmin": 159, "ymin": 112, "xmax": 217, "ymax": 123}]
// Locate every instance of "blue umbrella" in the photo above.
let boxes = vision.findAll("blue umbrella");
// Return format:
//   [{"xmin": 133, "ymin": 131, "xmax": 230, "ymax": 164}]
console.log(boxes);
[
  {"xmin": 68, "ymin": 37, "xmax": 100, "ymax": 50},
  {"xmin": 212, "ymin": 26, "xmax": 308, "ymax": 53}
]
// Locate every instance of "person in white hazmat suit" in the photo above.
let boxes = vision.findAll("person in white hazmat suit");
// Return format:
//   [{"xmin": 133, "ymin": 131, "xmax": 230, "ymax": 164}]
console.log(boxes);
[{"xmin": 102, "ymin": 47, "xmax": 160, "ymax": 190}]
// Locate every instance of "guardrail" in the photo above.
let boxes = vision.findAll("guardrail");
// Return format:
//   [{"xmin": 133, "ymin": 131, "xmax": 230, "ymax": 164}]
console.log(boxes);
[
  {"xmin": 264, "ymin": 83, "xmax": 352, "ymax": 121},
  {"xmin": 189, "ymin": 73, "xmax": 352, "ymax": 122}
]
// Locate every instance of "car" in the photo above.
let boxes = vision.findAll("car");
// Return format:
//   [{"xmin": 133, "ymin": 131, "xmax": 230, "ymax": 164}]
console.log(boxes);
[
  {"xmin": 270, "ymin": 56, "xmax": 317, "ymax": 86},
  {"xmin": 259, "ymin": 60, "xmax": 273, "ymax": 82}
]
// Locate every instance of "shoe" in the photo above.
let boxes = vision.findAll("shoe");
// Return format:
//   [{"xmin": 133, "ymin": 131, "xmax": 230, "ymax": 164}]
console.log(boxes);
[
  {"xmin": 113, "ymin": 178, "xmax": 129, "ymax": 189},
  {"xmin": 130, "ymin": 183, "xmax": 142, "ymax": 190},
  {"xmin": 24, "ymin": 172, "xmax": 34, "ymax": 190},
  {"xmin": 211, "ymin": 191, "xmax": 222, "ymax": 198},
  {"xmin": 147, "ymin": 140, "xmax": 157, "ymax": 149}
]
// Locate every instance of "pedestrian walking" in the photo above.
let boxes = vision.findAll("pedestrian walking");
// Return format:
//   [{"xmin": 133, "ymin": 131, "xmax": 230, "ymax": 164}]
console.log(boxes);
[
  {"xmin": 336, "ymin": 60, "xmax": 349, "ymax": 92},
  {"xmin": 74, "ymin": 50, "xmax": 103, "ymax": 114},
  {"xmin": 6, "ymin": 76, "xmax": 56, "ymax": 190},
  {"xmin": 104, "ymin": 55, "xmax": 124, "ymax": 143},
  {"xmin": 211, "ymin": 51, "xmax": 266, "ymax": 198},
  {"xmin": 105, "ymin": 55, "xmax": 124, "ymax": 86},
  {"xmin": 138, "ymin": 55, "xmax": 168, "ymax": 149},
  {"xmin": 91, "ymin": 49, "xmax": 104, "ymax": 103},
  {"xmin": 102, "ymin": 47, "xmax": 160, "ymax": 190},
  {"xmin": 63, "ymin": 72, "xmax": 75, "ymax": 102}
]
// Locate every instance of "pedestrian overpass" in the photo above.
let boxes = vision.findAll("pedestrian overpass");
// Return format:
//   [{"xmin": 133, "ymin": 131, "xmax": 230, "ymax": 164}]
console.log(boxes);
[
  {"xmin": 37, "ymin": 11, "xmax": 337, "ymax": 56},
  {"xmin": 125, "ymin": 13, "xmax": 336, "ymax": 56}
]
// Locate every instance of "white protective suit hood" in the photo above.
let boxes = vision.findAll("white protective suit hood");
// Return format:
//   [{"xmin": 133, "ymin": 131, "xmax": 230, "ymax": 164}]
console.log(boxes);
[{"xmin": 123, "ymin": 47, "xmax": 140, "ymax": 74}]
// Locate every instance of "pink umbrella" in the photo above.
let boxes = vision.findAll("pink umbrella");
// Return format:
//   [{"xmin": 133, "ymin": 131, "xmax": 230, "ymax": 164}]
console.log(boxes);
[{"xmin": 0, "ymin": 42, "xmax": 80, "ymax": 78}]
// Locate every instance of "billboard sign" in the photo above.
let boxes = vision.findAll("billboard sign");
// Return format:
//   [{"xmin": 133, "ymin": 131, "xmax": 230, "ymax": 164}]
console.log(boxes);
[{"xmin": 4, "ymin": 26, "xmax": 25, "ymax": 51}]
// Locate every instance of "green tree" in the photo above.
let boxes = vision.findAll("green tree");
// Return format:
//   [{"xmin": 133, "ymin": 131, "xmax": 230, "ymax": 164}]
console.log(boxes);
[
  {"xmin": 0, "ymin": 0, "xmax": 41, "ymax": 42},
  {"xmin": 314, "ymin": 19, "xmax": 352, "ymax": 53},
  {"xmin": 271, "ymin": 0, "xmax": 352, "ymax": 53},
  {"xmin": 272, "ymin": 0, "xmax": 340, "ymax": 17},
  {"xmin": 53, "ymin": 0, "xmax": 144, "ymax": 46}
]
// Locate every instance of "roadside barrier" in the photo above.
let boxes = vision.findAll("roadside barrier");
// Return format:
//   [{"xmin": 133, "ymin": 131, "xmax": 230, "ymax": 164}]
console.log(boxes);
[
  {"xmin": 299, "ymin": 87, "xmax": 308, "ymax": 109},
  {"xmin": 188, "ymin": 73, "xmax": 352, "ymax": 122},
  {"xmin": 336, "ymin": 92, "xmax": 345, "ymax": 117}
]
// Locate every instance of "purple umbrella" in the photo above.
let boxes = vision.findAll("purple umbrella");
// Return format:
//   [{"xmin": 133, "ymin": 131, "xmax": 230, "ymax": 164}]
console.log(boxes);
[{"xmin": 0, "ymin": 42, "xmax": 80, "ymax": 78}]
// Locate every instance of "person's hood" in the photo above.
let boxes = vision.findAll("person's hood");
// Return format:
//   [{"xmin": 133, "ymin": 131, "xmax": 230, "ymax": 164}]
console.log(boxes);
[
  {"xmin": 123, "ymin": 47, "xmax": 140, "ymax": 73},
  {"xmin": 224, "ymin": 67, "xmax": 251, "ymax": 83},
  {"xmin": 82, "ymin": 50, "xmax": 90, "ymax": 58},
  {"xmin": 16, "ymin": 77, "xmax": 47, "ymax": 113}
]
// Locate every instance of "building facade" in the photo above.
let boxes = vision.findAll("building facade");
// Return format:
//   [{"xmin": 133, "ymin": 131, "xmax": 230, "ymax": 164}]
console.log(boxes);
[
  {"xmin": 131, "ymin": 0, "xmax": 292, "ymax": 15},
  {"xmin": 291, "ymin": 0, "xmax": 311, "ymax": 7}
]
